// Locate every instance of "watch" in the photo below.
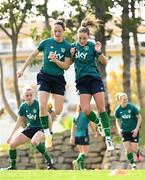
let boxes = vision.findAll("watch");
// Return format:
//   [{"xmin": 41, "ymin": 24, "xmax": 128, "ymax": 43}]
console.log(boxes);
[{"xmin": 97, "ymin": 51, "xmax": 102, "ymax": 56}]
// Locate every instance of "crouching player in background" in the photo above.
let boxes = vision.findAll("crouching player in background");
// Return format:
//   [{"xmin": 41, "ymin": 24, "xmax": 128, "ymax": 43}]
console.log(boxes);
[
  {"xmin": 70, "ymin": 105, "xmax": 98, "ymax": 170},
  {"xmin": 114, "ymin": 93, "xmax": 142, "ymax": 170},
  {"xmin": 1, "ymin": 87, "xmax": 54, "ymax": 170}
]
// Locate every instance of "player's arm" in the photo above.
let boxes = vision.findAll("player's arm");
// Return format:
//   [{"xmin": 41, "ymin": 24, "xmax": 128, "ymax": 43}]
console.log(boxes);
[
  {"xmin": 70, "ymin": 123, "xmax": 75, "ymax": 145},
  {"xmin": 132, "ymin": 113, "xmax": 142, "ymax": 137},
  {"xmin": 98, "ymin": 54, "xmax": 108, "ymax": 65},
  {"xmin": 48, "ymin": 53, "xmax": 70, "ymax": 70},
  {"xmin": 89, "ymin": 122, "xmax": 98, "ymax": 137},
  {"xmin": 116, "ymin": 118, "xmax": 122, "ymax": 137},
  {"xmin": 17, "ymin": 48, "xmax": 39, "ymax": 78},
  {"xmin": 95, "ymin": 41, "xmax": 108, "ymax": 65},
  {"xmin": 7, "ymin": 116, "xmax": 26, "ymax": 143},
  {"xmin": 70, "ymin": 47, "xmax": 75, "ymax": 65},
  {"xmin": 136, "ymin": 113, "xmax": 142, "ymax": 130}
]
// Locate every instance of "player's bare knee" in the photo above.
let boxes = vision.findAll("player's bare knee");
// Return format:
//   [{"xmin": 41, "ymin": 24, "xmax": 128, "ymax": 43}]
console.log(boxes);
[
  {"xmin": 82, "ymin": 108, "xmax": 90, "ymax": 115},
  {"xmin": 97, "ymin": 107, "xmax": 106, "ymax": 114},
  {"xmin": 54, "ymin": 108, "xmax": 62, "ymax": 115},
  {"xmin": 10, "ymin": 142, "xmax": 17, "ymax": 149},
  {"xmin": 31, "ymin": 139, "xmax": 38, "ymax": 146},
  {"xmin": 39, "ymin": 105, "xmax": 47, "ymax": 115}
]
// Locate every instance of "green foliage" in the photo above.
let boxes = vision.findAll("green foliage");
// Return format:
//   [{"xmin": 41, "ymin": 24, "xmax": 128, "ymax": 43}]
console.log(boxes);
[
  {"xmin": 141, "ymin": 42, "xmax": 145, "ymax": 47},
  {"xmin": 0, "ymin": 0, "xmax": 33, "ymax": 31},
  {"xmin": 107, "ymin": 65, "xmax": 145, "ymax": 113},
  {"xmin": 0, "ymin": 143, "xmax": 9, "ymax": 152},
  {"xmin": 60, "ymin": 115, "xmax": 73, "ymax": 130}
]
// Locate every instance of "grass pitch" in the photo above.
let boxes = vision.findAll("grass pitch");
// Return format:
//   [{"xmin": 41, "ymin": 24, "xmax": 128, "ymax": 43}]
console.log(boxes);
[{"xmin": 0, "ymin": 170, "xmax": 145, "ymax": 180}]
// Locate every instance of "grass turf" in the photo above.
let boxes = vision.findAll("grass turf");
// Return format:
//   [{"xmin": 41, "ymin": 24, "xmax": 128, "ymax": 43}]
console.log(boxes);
[{"xmin": 0, "ymin": 170, "xmax": 145, "ymax": 180}]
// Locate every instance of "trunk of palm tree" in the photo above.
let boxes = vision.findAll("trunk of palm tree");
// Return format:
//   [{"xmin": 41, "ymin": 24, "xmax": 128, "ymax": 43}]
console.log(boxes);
[
  {"xmin": 0, "ymin": 59, "xmax": 17, "ymax": 121},
  {"xmin": 131, "ymin": 0, "xmax": 144, "ymax": 108},
  {"xmin": 133, "ymin": 31, "xmax": 144, "ymax": 107},
  {"xmin": 11, "ymin": 36, "xmax": 21, "ymax": 107},
  {"xmin": 93, "ymin": 0, "xmax": 111, "ymax": 115},
  {"xmin": 44, "ymin": 0, "xmax": 50, "ymax": 29},
  {"xmin": 120, "ymin": 0, "xmax": 131, "ymax": 101}
]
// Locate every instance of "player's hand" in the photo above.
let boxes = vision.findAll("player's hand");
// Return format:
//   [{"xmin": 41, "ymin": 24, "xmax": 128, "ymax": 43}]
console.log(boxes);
[
  {"xmin": 17, "ymin": 70, "xmax": 24, "ymax": 78},
  {"xmin": 48, "ymin": 53, "xmax": 57, "ymax": 62},
  {"xmin": 69, "ymin": 136, "xmax": 75, "ymax": 145},
  {"xmin": 131, "ymin": 128, "xmax": 138, "ymax": 137},
  {"xmin": 70, "ymin": 48, "xmax": 76, "ymax": 55},
  {"xmin": 95, "ymin": 41, "xmax": 102, "ymax": 52},
  {"xmin": 7, "ymin": 137, "xmax": 12, "ymax": 144}
]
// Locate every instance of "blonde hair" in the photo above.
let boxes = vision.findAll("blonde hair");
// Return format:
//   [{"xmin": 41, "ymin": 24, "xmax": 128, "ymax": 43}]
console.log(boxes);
[
  {"xmin": 22, "ymin": 86, "xmax": 33, "ymax": 95},
  {"xmin": 81, "ymin": 14, "xmax": 101, "ymax": 32},
  {"xmin": 115, "ymin": 92, "xmax": 128, "ymax": 102}
]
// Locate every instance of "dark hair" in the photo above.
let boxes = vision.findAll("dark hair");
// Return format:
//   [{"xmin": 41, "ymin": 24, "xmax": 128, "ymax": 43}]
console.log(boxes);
[
  {"xmin": 54, "ymin": 17, "xmax": 65, "ymax": 31},
  {"xmin": 78, "ymin": 26, "xmax": 90, "ymax": 35}
]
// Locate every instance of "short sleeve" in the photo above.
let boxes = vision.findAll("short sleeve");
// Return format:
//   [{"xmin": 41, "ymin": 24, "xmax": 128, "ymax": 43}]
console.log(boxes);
[
  {"xmin": 37, "ymin": 40, "xmax": 45, "ymax": 52},
  {"xmin": 133, "ymin": 105, "xmax": 139, "ymax": 115},
  {"xmin": 18, "ymin": 104, "xmax": 25, "ymax": 117},
  {"xmin": 65, "ymin": 44, "xmax": 71, "ymax": 58}
]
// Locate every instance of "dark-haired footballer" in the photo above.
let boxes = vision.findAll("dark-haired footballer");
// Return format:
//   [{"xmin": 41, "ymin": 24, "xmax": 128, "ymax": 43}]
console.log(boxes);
[{"xmin": 17, "ymin": 17, "xmax": 71, "ymax": 149}]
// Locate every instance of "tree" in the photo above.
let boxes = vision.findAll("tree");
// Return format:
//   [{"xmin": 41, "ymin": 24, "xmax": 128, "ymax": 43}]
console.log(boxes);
[
  {"xmin": 87, "ymin": 0, "xmax": 113, "ymax": 114},
  {"xmin": 118, "ymin": 0, "xmax": 132, "ymax": 100},
  {"xmin": 0, "ymin": 59, "xmax": 17, "ymax": 121},
  {"xmin": 130, "ymin": 0, "xmax": 144, "ymax": 108},
  {"xmin": 0, "ymin": 0, "xmax": 33, "ymax": 119}
]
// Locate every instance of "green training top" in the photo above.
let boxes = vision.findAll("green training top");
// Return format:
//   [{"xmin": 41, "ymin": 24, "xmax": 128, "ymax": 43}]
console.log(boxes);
[
  {"xmin": 114, "ymin": 103, "xmax": 139, "ymax": 132},
  {"xmin": 18, "ymin": 99, "xmax": 41, "ymax": 128},
  {"xmin": 72, "ymin": 41, "xmax": 100, "ymax": 80},
  {"xmin": 73, "ymin": 112, "xmax": 90, "ymax": 137},
  {"xmin": 37, "ymin": 38, "xmax": 71, "ymax": 76}
]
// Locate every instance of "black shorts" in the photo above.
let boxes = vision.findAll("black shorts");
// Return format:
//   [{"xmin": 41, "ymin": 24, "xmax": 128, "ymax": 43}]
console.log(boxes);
[
  {"xmin": 76, "ymin": 75, "xmax": 105, "ymax": 95},
  {"xmin": 37, "ymin": 71, "xmax": 66, "ymax": 95},
  {"xmin": 121, "ymin": 131, "xmax": 139, "ymax": 143},
  {"xmin": 22, "ymin": 127, "xmax": 43, "ymax": 139},
  {"xmin": 75, "ymin": 136, "xmax": 90, "ymax": 145}
]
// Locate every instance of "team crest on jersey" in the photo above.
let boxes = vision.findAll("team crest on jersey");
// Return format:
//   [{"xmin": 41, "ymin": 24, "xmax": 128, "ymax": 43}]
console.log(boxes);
[
  {"xmin": 33, "ymin": 109, "xmax": 37, "ymax": 113},
  {"xmin": 128, "ymin": 109, "xmax": 131, "ymax": 113},
  {"xmin": 84, "ymin": 46, "xmax": 89, "ymax": 51},
  {"xmin": 61, "ymin": 48, "xmax": 65, "ymax": 53},
  {"xmin": 50, "ymin": 46, "xmax": 54, "ymax": 49}
]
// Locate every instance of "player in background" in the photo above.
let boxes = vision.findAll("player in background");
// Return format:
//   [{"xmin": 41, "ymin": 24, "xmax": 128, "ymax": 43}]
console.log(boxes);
[
  {"xmin": 114, "ymin": 92, "xmax": 142, "ymax": 169},
  {"xmin": 1, "ymin": 87, "xmax": 55, "ymax": 170},
  {"xmin": 70, "ymin": 104, "xmax": 98, "ymax": 170}
]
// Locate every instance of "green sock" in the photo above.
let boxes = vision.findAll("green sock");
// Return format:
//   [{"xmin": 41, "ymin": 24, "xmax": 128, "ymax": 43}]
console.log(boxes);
[
  {"xmin": 36, "ymin": 143, "xmax": 52, "ymax": 162},
  {"xmin": 86, "ymin": 111, "xmax": 100, "ymax": 124},
  {"xmin": 127, "ymin": 152, "xmax": 135, "ymax": 164},
  {"xmin": 76, "ymin": 153, "xmax": 85, "ymax": 169},
  {"xmin": 9, "ymin": 149, "xmax": 17, "ymax": 168},
  {"xmin": 76, "ymin": 153, "xmax": 85, "ymax": 162},
  {"xmin": 40, "ymin": 116, "xmax": 49, "ymax": 129},
  {"xmin": 100, "ymin": 112, "xmax": 110, "ymax": 136}
]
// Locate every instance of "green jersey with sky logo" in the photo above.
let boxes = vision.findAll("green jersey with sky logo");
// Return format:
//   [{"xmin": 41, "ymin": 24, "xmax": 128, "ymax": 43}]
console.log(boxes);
[
  {"xmin": 18, "ymin": 100, "xmax": 41, "ymax": 128},
  {"xmin": 72, "ymin": 41, "xmax": 100, "ymax": 80},
  {"xmin": 115, "ymin": 103, "xmax": 139, "ymax": 132},
  {"xmin": 37, "ymin": 38, "xmax": 71, "ymax": 76}
]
